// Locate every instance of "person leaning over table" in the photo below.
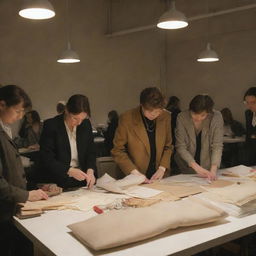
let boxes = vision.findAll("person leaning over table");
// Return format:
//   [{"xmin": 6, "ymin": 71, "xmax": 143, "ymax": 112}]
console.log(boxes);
[
  {"xmin": 37, "ymin": 94, "xmax": 96, "ymax": 189},
  {"xmin": 111, "ymin": 87, "xmax": 172, "ymax": 183},
  {"xmin": 175, "ymin": 94, "xmax": 223, "ymax": 181},
  {"xmin": 0, "ymin": 85, "xmax": 48, "ymax": 256},
  {"xmin": 243, "ymin": 87, "xmax": 256, "ymax": 165}
]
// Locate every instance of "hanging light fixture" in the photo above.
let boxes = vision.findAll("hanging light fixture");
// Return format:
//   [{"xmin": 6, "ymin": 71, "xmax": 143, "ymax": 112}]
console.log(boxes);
[
  {"xmin": 157, "ymin": 1, "xmax": 188, "ymax": 30},
  {"xmin": 197, "ymin": 0, "xmax": 219, "ymax": 62},
  {"xmin": 197, "ymin": 43, "xmax": 219, "ymax": 62},
  {"xmin": 57, "ymin": 0, "xmax": 80, "ymax": 64},
  {"xmin": 57, "ymin": 43, "xmax": 80, "ymax": 63},
  {"xmin": 19, "ymin": 0, "xmax": 55, "ymax": 20}
]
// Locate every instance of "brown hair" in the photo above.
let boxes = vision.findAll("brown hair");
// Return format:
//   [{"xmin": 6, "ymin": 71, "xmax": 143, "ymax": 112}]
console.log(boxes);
[
  {"xmin": 189, "ymin": 95, "xmax": 214, "ymax": 114},
  {"xmin": 0, "ymin": 84, "xmax": 31, "ymax": 108},
  {"xmin": 140, "ymin": 87, "xmax": 166, "ymax": 109},
  {"xmin": 66, "ymin": 94, "xmax": 91, "ymax": 116}
]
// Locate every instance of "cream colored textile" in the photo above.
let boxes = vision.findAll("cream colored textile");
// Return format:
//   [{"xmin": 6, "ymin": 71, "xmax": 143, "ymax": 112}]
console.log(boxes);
[
  {"xmin": 68, "ymin": 198, "xmax": 226, "ymax": 250},
  {"xmin": 203, "ymin": 182, "xmax": 256, "ymax": 206},
  {"xmin": 96, "ymin": 173, "xmax": 145, "ymax": 194},
  {"xmin": 143, "ymin": 182, "xmax": 204, "ymax": 198}
]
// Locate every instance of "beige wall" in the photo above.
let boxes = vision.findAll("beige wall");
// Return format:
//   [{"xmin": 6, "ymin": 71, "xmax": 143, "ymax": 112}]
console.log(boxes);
[{"xmin": 0, "ymin": 0, "xmax": 255, "ymax": 126}]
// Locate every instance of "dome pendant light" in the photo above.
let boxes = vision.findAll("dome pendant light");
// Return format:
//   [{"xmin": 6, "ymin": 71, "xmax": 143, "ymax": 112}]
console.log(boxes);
[
  {"xmin": 157, "ymin": 1, "xmax": 188, "ymax": 30},
  {"xmin": 57, "ymin": 42, "xmax": 80, "ymax": 63},
  {"xmin": 197, "ymin": 0, "xmax": 219, "ymax": 62},
  {"xmin": 19, "ymin": 0, "xmax": 55, "ymax": 20},
  {"xmin": 197, "ymin": 43, "xmax": 219, "ymax": 62},
  {"xmin": 57, "ymin": 0, "xmax": 80, "ymax": 64}
]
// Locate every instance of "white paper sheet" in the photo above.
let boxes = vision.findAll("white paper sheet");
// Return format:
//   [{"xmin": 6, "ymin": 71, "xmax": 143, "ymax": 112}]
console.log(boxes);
[{"xmin": 125, "ymin": 186, "xmax": 162, "ymax": 199}]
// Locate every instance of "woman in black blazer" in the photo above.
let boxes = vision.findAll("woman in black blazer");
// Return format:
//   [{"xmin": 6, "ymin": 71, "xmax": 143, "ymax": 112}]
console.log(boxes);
[{"xmin": 38, "ymin": 94, "xmax": 96, "ymax": 189}]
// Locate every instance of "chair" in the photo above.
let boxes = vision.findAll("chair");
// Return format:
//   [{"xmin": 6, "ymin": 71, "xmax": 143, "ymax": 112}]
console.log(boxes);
[{"xmin": 96, "ymin": 156, "xmax": 124, "ymax": 179}]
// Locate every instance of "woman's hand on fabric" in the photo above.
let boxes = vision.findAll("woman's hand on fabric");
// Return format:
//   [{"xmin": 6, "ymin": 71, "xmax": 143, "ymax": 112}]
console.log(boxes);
[
  {"xmin": 131, "ymin": 169, "xmax": 151, "ymax": 183},
  {"xmin": 28, "ymin": 189, "xmax": 48, "ymax": 201},
  {"xmin": 150, "ymin": 167, "xmax": 166, "ymax": 181},
  {"xmin": 67, "ymin": 168, "xmax": 88, "ymax": 181},
  {"xmin": 209, "ymin": 165, "xmax": 218, "ymax": 181},
  {"xmin": 86, "ymin": 169, "xmax": 96, "ymax": 189}
]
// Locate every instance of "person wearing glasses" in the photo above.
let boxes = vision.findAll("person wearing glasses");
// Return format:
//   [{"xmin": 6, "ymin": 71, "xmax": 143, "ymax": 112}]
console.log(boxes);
[
  {"xmin": 112, "ymin": 87, "xmax": 172, "ymax": 183},
  {"xmin": 0, "ymin": 85, "xmax": 48, "ymax": 256},
  {"xmin": 37, "ymin": 94, "xmax": 96, "ymax": 189},
  {"xmin": 175, "ymin": 95, "xmax": 223, "ymax": 181},
  {"xmin": 244, "ymin": 87, "xmax": 256, "ymax": 165}
]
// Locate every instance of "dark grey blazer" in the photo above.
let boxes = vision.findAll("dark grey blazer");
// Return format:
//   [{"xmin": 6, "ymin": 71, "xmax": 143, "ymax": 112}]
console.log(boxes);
[
  {"xmin": 175, "ymin": 110, "xmax": 223, "ymax": 173},
  {"xmin": 0, "ymin": 125, "xmax": 28, "ymax": 222}
]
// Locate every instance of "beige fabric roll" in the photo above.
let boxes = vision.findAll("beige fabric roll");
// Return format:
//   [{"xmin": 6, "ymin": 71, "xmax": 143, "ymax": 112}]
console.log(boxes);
[{"xmin": 68, "ymin": 198, "xmax": 226, "ymax": 250}]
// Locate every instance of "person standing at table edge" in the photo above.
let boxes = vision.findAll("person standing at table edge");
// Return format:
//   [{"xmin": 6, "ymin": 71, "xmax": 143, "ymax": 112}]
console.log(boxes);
[
  {"xmin": 111, "ymin": 87, "xmax": 172, "ymax": 183},
  {"xmin": 0, "ymin": 85, "xmax": 48, "ymax": 256},
  {"xmin": 175, "ymin": 94, "xmax": 223, "ymax": 181},
  {"xmin": 37, "ymin": 94, "xmax": 97, "ymax": 189},
  {"xmin": 244, "ymin": 87, "xmax": 256, "ymax": 165}
]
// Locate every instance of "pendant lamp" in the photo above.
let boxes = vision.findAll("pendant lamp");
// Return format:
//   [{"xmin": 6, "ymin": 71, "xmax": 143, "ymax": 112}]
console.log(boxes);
[
  {"xmin": 197, "ymin": 43, "xmax": 219, "ymax": 62},
  {"xmin": 157, "ymin": 1, "xmax": 188, "ymax": 30},
  {"xmin": 197, "ymin": 0, "xmax": 219, "ymax": 62},
  {"xmin": 57, "ymin": 0, "xmax": 80, "ymax": 64},
  {"xmin": 19, "ymin": 0, "xmax": 55, "ymax": 20}
]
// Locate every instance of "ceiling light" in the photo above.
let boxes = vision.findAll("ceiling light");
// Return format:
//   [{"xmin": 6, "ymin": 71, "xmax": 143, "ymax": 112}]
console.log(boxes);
[
  {"xmin": 19, "ymin": 0, "xmax": 55, "ymax": 20},
  {"xmin": 57, "ymin": 43, "xmax": 80, "ymax": 63},
  {"xmin": 197, "ymin": 43, "xmax": 219, "ymax": 62},
  {"xmin": 157, "ymin": 1, "xmax": 188, "ymax": 29}
]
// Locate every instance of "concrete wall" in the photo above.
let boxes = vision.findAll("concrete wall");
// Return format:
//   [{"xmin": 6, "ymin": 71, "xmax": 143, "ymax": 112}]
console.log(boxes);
[
  {"xmin": 0, "ymin": 0, "xmax": 255, "ymax": 126},
  {"xmin": 166, "ymin": 0, "xmax": 256, "ymax": 123}
]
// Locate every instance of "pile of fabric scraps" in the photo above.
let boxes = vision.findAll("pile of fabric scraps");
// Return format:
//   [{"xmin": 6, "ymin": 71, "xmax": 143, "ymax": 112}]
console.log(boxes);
[
  {"xmin": 68, "ymin": 197, "xmax": 227, "ymax": 250},
  {"xmin": 221, "ymin": 165, "xmax": 256, "ymax": 181},
  {"xmin": 196, "ymin": 181, "xmax": 256, "ymax": 217}
]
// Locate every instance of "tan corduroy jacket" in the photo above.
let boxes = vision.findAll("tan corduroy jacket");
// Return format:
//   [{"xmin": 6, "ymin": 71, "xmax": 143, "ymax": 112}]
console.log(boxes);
[
  {"xmin": 111, "ymin": 107, "xmax": 172, "ymax": 176},
  {"xmin": 175, "ymin": 110, "xmax": 223, "ymax": 173}
]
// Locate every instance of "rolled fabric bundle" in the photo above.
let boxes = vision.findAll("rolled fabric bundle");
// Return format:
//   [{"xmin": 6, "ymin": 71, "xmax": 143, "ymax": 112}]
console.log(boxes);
[{"xmin": 68, "ymin": 197, "xmax": 227, "ymax": 250}]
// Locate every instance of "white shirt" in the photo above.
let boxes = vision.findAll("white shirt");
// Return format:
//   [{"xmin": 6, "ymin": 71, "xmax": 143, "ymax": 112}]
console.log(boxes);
[
  {"xmin": 64, "ymin": 122, "xmax": 79, "ymax": 168},
  {"xmin": 252, "ymin": 112, "xmax": 256, "ymax": 127},
  {"xmin": 0, "ymin": 119, "xmax": 12, "ymax": 139}
]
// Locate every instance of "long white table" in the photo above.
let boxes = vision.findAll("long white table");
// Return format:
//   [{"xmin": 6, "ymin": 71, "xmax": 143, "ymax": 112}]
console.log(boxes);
[{"xmin": 14, "ymin": 178, "xmax": 256, "ymax": 256}]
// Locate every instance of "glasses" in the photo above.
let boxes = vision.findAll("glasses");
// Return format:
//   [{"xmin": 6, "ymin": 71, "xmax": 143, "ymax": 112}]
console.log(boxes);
[{"xmin": 244, "ymin": 101, "xmax": 256, "ymax": 106}]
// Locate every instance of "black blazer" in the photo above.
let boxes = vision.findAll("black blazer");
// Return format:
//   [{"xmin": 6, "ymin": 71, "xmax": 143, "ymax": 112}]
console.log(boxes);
[
  {"xmin": 245, "ymin": 110, "xmax": 256, "ymax": 142},
  {"xmin": 38, "ymin": 114, "xmax": 96, "ymax": 188}
]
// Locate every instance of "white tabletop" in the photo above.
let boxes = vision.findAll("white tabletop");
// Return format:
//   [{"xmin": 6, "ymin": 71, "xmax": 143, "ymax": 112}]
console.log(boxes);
[
  {"xmin": 223, "ymin": 136, "xmax": 245, "ymax": 144},
  {"xmin": 14, "ymin": 208, "xmax": 256, "ymax": 256},
  {"xmin": 14, "ymin": 175, "xmax": 256, "ymax": 256}
]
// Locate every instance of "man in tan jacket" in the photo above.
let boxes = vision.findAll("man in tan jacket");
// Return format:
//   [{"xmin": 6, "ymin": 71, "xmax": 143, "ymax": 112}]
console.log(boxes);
[{"xmin": 111, "ymin": 87, "xmax": 172, "ymax": 183}]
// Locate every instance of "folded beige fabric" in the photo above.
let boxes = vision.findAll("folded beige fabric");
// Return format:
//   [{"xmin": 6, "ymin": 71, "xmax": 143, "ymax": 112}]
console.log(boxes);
[
  {"xmin": 68, "ymin": 198, "xmax": 226, "ymax": 250},
  {"xmin": 203, "ymin": 182, "xmax": 256, "ymax": 206},
  {"xmin": 96, "ymin": 173, "xmax": 145, "ymax": 194},
  {"xmin": 143, "ymin": 182, "xmax": 204, "ymax": 198}
]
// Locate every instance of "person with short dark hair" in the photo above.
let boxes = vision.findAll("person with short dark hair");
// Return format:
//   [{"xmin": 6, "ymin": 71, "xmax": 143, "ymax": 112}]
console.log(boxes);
[
  {"xmin": 104, "ymin": 110, "xmax": 119, "ymax": 155},
  {"xmin": 175, "ymin": 94, "xmax": 223, "ymax": 180},
  {"xmin": 112, "ymin": 87, "xmax": 172, "ymax": 183},
  {"xmin": 166, "ymin": 96, "xmax": 181, "ymax": 145},
  {"xmin": 38, "ymin": 94, "xmax": 96, "ymax": 189},
  {"xmin": 221, "ymin": 108, "xmax": 245, "ymax": 137},
  {"xmin": 15, "ymin": 110, "xmax": 43, "ymax": 149},
  {"xmin": 56, "ymin": 101, "xmax": 65, "ymax": 115},
  {"xmin": 0, "ymin": 85, "xmax": 48, "ymax": 255},
  {"xmin": 243, "ymin": 87, "xmax": 256, "ymax": 165}
]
